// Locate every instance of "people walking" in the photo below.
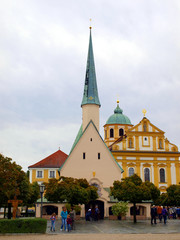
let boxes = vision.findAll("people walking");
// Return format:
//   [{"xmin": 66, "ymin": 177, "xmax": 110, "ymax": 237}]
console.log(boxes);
[
  {"xmin": 151, "ymin": 205, "xmax": 157, "ymax": 225},
  {"xmin": 50, "ymin": 212, "xmax": 56, "ymax": 232},
  {"xmin": 86, "ymin": 208, "xmax": 92, "ymax": 221},
  {"xmin": 172, "ymin": 206, "xmax": 177, "ymax": 219},
  {"xmin": 69, "ymin": 207, "xmax": 76, "ymax": 230},
  {"xmin": 157, "ymin": 206, "xmax": 162, "ymax": 222},
  {"xmin": 162, "ymin": 206, "xmax": 168, "ymax": 224},
  {"xmin": 94, "ymin": 206, "xmax": 99, "ymax": 221},
  {"xmin": 60, "ymin": 207, "xmax": 68, "ymax": 231},
  {"xmin": 67, "ymin": 214, "xmax": 72, "ymax": 232}
]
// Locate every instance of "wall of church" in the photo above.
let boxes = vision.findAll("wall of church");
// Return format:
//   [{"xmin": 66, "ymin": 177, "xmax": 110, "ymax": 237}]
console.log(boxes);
[
  {"xmin": 60, "ymin": 123, "xmax": 122, "ymax": 187},
  {"xmin": 113, "ymin": 152, "xmax": 180, "ymax": 192}
]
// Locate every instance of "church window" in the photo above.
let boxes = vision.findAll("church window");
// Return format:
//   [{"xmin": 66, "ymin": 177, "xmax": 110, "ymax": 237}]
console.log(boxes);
[
  {"xmin": 144, "ymin": 168, "xmax": 150, "ymax": 181},
  {"xmin": 90, "ymin": 138, "xmax": 92, "ymax": 141},
  {"xmin": 143, "ymin": 123, "xmax": 147, "ymax": 132},
  {"xmin": 37, "ymin": 170, "xmax": 43, "ymax": 178},
  {"xmin": 83, "ymin": 152, "xmax": 86, "ymax": 159},
  {"xmin": 160, "ymin": 168, "xmax": 165, "ymax": 183},
  {"xmin": 98, "ymin": 153, "xmax": 100, "ymax": 159},
  {"xmin": 110, "ymin": 128, "xmax": 114, "ymax": 138},
  {"xmin": 129, "ymin": 168, "xmax": 134, "ymax": 177},
  {"xmin": 119, "ymin": 128, "xmax": 124, "ymax": 136},
  {"xmin": 129, "ymin": 138, "xmax": 133, "ymax": 148},
  {"xmin": 49, "ymin": 170, "xmax": 55, "ymax": 178},
  {"xmin": 159, "ymin": 139, "xmax": 163, "ymax": 149},
  {"xmin": 145, "ymin": 137, "xmax": 147, "ymax": 141}
]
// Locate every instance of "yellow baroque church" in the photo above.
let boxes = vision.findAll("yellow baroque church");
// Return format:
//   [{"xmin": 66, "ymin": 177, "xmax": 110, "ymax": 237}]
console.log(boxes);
[{"xmin": 104, "ymin": 102, "xmax": 180, "ymax": 192}]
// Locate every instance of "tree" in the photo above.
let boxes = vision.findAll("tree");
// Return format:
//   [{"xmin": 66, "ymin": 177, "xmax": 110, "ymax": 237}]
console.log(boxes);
[
  {"xmin": 0, "ymin": 154, "xmax": 30, "ymax": 207},
  {"xmin": 156, "ymin": 184, "xmax": 180, "ymax": 206},
  {"xmin": 45, "ymin": 177, "xmax": 98, "ymax": 206},
  {"xmin": 111, "ymin": 202, "xmax": 128, "ymax": 218},
  {"xmin": 0, "ymin": 154, "xmax": 40, "ymax": 218},
  {"xmin": 110, "ymin": 174, "xmax": 160, "ymax": 223}
]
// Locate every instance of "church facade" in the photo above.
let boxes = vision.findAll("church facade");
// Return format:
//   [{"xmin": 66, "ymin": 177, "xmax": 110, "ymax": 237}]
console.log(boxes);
[{"xmin": 104, "ymin": 102, "xmax": 180, "ymax": 193}]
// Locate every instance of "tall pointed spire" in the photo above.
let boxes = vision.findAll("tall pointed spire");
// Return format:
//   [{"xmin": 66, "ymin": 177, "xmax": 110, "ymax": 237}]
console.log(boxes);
[{"xmin": 81, "ymin": 28, "xmax": 101, "ymax": 107}]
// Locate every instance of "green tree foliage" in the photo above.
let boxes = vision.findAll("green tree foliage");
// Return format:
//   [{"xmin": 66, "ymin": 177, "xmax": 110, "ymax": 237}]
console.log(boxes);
[
  {"xmin": 0, "ymin": 154, "xmax": 40, "ymax": 218},
  {"xmin": 111, "ymin": 202, "xmax": 128, "ymax": 217},
  {"xmin": 110, "ymin": 174, "xmax": 160, "ymax": 223},
  {"xmin": 45, "ymin": 177, "xmax": 98, "ymax": 206},
  {"xmin": 0, "ymin": 154, "xmax": 30, "ymax": 207},
  {"xmin": 166, "ymin": 184, "xmax": 180, "ymax": 206},
  {"xmin": 144, "ymin": 181, "xmax": 160, "ymax": 202},
  {"xmin": 155, "ymin": 193, "xmax": 168, "ymax": 206},
  {"xmin": 156, "ymin": 184, "xmax": 180, "ymax": 206}
]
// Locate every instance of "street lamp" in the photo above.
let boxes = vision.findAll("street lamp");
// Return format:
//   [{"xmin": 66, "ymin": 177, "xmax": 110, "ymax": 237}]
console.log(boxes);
[{"xmin": 40, "ymin": 183, "xmax": 45, "ymax": 218}]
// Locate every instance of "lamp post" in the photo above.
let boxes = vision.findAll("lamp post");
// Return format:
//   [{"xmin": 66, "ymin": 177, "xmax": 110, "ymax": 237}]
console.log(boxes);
[{"xmin": 40, "ymin": 183, "xmax": 45, "ymax": 218}]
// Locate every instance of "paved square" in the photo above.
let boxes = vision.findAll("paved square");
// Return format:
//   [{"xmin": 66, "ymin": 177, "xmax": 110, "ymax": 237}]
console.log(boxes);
[{"xmin": 47, "ymin": 219, "xmax": 180, "ymax": 234}]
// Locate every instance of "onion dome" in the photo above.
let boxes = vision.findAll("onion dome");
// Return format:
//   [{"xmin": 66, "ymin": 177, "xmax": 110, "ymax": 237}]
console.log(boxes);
[{"xmin": 106, "ymin": 101, "xmax": 132, "ymax": 125}]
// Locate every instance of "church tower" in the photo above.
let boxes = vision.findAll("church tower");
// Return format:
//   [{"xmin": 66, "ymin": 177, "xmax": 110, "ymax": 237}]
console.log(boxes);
[{"xmin": 81, "ymin": 27, "xmax": 101, "ymax": 131}]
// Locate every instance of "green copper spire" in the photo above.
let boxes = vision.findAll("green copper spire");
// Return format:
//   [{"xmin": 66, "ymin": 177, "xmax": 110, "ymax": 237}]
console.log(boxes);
[{"xmin": 81, "ymin": 28, "xmax": 101, "ymax": 107}]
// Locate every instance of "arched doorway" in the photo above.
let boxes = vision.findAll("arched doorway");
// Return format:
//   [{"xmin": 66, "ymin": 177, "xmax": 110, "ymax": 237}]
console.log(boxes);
[
  {"xmin": 85, "ymin": 200, "xmax": 104, "ymax": 220},
  {"xmin": 43, "ymin": 205, "xmax": 58, "ymax": 215}
]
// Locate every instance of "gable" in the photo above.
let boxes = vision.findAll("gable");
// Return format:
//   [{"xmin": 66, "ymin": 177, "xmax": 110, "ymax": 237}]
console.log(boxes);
[
  {"xmin": 129, "ymin": 117, "xmax": 164, "ymax": 134},
  {"xmin": 59, "ymin": 121, "xmax": 123, "ymax": 187}
]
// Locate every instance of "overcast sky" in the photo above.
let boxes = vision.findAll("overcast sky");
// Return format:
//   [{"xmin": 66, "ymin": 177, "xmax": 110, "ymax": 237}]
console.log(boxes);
[{"xmin": 0, "ymin": 0, "xmax": 180, "ymax": 171}]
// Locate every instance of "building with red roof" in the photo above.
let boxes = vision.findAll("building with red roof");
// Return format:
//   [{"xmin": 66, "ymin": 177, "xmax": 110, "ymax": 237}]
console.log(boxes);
[{"xmin": 28, "ymin": 149, "xmax": 68, "ymax": 184}]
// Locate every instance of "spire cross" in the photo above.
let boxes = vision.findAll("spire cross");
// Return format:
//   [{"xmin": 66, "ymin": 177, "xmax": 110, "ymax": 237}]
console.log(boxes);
[
  {"xmin": 142, "ymin": 109, "xmax": 147, "ymax": 117},
  {"xmin": 89, "ymin": 18, "xmax": 92, "ymax": 29}
]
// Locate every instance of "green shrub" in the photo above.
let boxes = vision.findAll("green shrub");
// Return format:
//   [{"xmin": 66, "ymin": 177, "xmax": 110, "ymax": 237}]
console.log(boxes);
[
  {"xmin": 111, "ymin": 201, "xmax": 128, "ymax": 217},
  {"xmin": 0, "ymin": 218, "xmax": 47, "ymax": 233}
]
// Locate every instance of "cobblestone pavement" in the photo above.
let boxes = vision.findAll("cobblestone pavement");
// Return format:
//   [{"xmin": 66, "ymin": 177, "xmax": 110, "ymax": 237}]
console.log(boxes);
[{"xmin": 46, "ymin": 219, "xmax": 180, "ymax": 234}]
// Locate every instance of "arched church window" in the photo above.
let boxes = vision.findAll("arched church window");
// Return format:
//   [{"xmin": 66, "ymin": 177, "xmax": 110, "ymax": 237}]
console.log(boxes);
[
  {"xmin": 129, "ymin": 138, "xmax": 133, "ymax": 148},
  {"xmin": 119, "ymin": 128, "xmax": 124, "ymax": 136},
  {"xmin": 110, "ymin": 128, "xmax": 114, "ymax": 138},
  {"xmin": 129, "ymin": 168, "xmax": 134, "ymax": 177},
  {"xmin": 160, "ymin": 168, "xmax": 165, "ymax": 183},
  {"xmin": 159, "ymin": 139, "xmax": 163, "ymax": 149},
  {"xmin": 143, "ymin": 123, "xmax": 147, "ymax": 132},
  {"xmin": 144, "ymin": 168, "xmax": 150, "ymax": 181}
]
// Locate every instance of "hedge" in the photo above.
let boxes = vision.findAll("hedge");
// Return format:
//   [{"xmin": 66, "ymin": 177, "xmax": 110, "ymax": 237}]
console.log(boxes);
[{"xmin": 0, "ymin": 218, "xmax": 47, "ymax": 233}]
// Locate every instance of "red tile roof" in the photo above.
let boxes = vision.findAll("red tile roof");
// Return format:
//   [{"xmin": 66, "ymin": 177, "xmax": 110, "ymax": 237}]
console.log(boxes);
[{"xmin": 28, "ymin": 150, "xmax": 68, "ymax": 168}]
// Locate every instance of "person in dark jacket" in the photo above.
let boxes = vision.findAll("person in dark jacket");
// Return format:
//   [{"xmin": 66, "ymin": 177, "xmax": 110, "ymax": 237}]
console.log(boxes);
[
  {"xmin": 151, "ymin": 205, "xmax": 157, "ymax": 224},
  {"xmin": 162, "ymin": 206, "xmax": 168, "ymax": 224}
]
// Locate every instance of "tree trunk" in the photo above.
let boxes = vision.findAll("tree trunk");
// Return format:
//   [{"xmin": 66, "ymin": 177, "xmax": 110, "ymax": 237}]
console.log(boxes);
[
  {"xmin": 133, "ymin": 203, "xmax": 137, "ymax": 223},
  {"xmin": 8, "ymin": 203, "xmax": 11, "ymax": 219},
  {"xmin": 25, "ymin": 206, "xmax": 28, "ymax": 217},
  {"xmin": 4, "ymin": 206, "xmax": 6, "ymax": 219}
]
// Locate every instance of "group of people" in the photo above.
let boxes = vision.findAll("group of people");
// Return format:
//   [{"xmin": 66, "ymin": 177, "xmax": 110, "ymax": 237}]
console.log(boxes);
[
  {"xmin": 85, "ymin": 206, "xmax": 100, "ymax": 221},
  {"xmin": 50, "ymin": 206, "xmax": 75, "ymax": 232},
  {"xmin": 151, "ymin": 205, "xmax": 180, "ymax": 225}
]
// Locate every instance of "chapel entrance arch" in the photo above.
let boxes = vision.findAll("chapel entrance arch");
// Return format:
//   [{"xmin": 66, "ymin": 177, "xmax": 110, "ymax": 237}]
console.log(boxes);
[{"xmin": 85, "ymin": 200, "xmax": 104, "ymax": 219}]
